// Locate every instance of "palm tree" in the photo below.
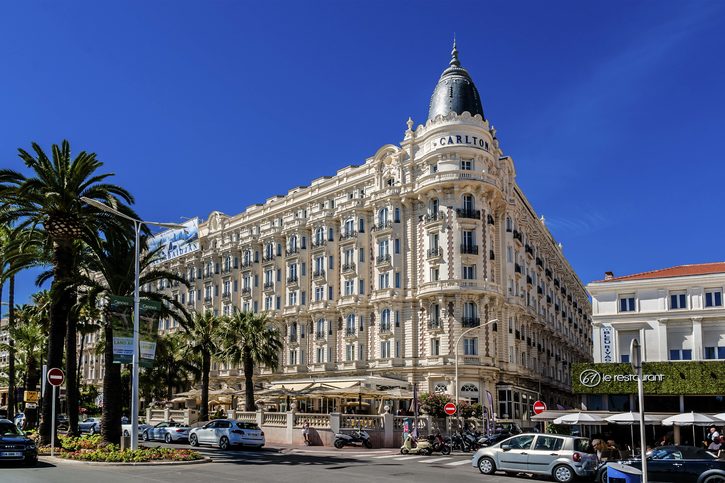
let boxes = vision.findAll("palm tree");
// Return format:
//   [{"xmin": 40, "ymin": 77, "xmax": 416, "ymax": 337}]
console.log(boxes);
[
  {"xmin": 81, "ymin": 233, "xmax": 188, "ymax": 444},
  {"xmin": 140, "ymin": 332, "xmax": 199, "ymax": 403},
  {"xmin": 0, "ymin": 140, "xmax": 136, "ymax": 444},
  {"xmin": 183, "ymin": 310, "xmax": 224, "ymax": 422},
  {"xmin": 4, "ymin": 304, "xmax": 45, "ymax": 392},
  {"xmin": 218, "ymin": 311, "xmax": 283, "ymax": 411}
]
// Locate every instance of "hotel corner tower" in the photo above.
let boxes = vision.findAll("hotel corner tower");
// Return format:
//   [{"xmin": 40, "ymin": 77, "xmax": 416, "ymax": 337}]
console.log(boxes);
[{"xmin": 82, "ymin": 44, "xmax": 593, "ymax": 426}]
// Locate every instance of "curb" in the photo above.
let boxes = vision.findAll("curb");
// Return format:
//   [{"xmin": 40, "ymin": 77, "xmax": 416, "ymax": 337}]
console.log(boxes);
[{"xmin": 41, "ymin": 455, "xmax": 212, "ymax": 467}]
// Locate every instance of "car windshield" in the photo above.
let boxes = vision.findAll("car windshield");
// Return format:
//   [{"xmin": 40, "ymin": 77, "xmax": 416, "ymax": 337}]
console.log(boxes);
[
  {"xmin": 0, "ymin": 422, "xmax": 22, "ymax": 436},
  {"xmin": 236, "ymin": 422, "xmax": 260, "ymax": 430},
  {"xmin": 574, "ymin": 438, "xmax": 594, "ymax": 453},
  {"xmin": 650, "ymin": 448, "xmax": 683, "ymax": 460}
]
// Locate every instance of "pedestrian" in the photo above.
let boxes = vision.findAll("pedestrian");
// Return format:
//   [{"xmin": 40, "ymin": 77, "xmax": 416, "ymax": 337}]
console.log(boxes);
[
  {"xmin": 302, "ymin": 420, "xmax": 311, "ymax": 446},
  {"xmin": 708, "ymin": 435, "xmax": 722, "ymax": 454}
]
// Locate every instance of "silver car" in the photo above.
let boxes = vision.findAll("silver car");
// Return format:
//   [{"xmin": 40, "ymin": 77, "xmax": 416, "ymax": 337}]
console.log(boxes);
[
  {"xmin": 189, "ymin": 419, "xmax": 265, "ymax": 450},
  {"xmin": 142, "ymin": 421, "xmax": 190, "ymax": 443},
  {"xmin": 471, "ymin": 433, "xmax": 597, "ymax": 483}
]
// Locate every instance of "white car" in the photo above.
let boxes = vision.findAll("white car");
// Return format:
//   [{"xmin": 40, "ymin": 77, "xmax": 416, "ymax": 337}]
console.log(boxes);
[
  {"xmin": 122, "ymin": 422, "xmax": 153, "ymax": 438},
  {"xmin": 189, "ymin": 419, "xmax": 265, "ymax": 450},
  {"xmin": 142, "ymin": 421, "xmax": 190, "ymax": 443}
]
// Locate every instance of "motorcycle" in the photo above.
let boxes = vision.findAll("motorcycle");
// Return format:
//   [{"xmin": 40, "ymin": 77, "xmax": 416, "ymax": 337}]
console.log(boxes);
[
  {"xmin": 450, "ymin": 431, "xmax": 472, "ymax": 452},
  {"xmin": 426, "ymin": 433, "xmax": 452, "ymax": 455},
  {"xmin": 400, "ymin": 434, "xmax": 432, "ymax": 455},
  {"xmin": 334, "ymin": 429, "xmax": 373, "ymax": 449}
]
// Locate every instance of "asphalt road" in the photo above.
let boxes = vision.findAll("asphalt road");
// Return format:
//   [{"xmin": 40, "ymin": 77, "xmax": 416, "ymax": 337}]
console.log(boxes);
[{"xmin": 0, "ymin": 444, "xmax": 547, "ymax": 483}]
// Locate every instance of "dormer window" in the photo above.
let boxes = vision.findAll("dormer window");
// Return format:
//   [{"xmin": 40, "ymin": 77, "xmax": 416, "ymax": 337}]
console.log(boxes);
[{"xmin": 461, "ymin": 159, "xmax": 473, "ymax": 171}]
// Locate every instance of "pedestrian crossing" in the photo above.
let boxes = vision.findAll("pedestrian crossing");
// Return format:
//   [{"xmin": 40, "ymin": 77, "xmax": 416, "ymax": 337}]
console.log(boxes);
[{"xmin": 285, "ymin": 447, "xmax": 474, "ymax": 468}]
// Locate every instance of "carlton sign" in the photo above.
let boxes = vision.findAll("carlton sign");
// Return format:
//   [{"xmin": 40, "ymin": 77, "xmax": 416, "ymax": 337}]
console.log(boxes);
[{"xmin": 579, "ymin": 368, "xmax": 664, "ymax": 388}]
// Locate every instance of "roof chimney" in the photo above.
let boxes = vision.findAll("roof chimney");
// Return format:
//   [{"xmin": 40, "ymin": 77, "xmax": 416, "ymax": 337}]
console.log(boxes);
[{"xmin": 604, "ymin": 271, "xmax": 614, "ymax": 280}]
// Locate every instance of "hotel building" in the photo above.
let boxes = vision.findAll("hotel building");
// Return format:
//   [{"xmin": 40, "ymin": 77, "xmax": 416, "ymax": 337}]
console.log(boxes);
[{"xmin": 83, "ymin": 44, "xmax": 593, "ymax": 425}]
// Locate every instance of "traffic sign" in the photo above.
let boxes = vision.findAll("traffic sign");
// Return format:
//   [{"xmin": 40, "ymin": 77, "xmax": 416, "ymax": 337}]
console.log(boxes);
[
  {"xmin": 444, "ymin": 402, "xmax": 457, "ymax": 416},
  {"xmin": 24, "ymin": 390, "xmax": 39, "ymax": 403},
  {"xmin": 47, "ymin": 368, "xmax": 65, "ymax": 387},
  {"xmin": 533, "ymin": 400, "xmax": 547, "ymax": 415}
]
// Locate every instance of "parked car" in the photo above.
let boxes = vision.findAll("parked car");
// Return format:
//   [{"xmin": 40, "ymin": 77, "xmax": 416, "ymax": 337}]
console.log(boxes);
[
  {"xmin": 189, "ymin": 419, "xmax": 265, "ymax": 450},
  {"xmin": 78, "ymin": 417, "xmax": 102, "ymax": 434},
  {"xmin": 0, "ymin": 419, "xmax": 37, "ymax": 466},
  {"xmin": 121, "ymin": 422, "xmax": 153, "ymax": 438},
  {"xmin": 142, "ymin": 421, "xmax": 190, "ymax": 443},
  {"xmin": 471, "ymin": 433, "xmax": 597, "ymax": 483},
  {"xmin": 595, "ymin": 445, "xmax": 725, "ymax": 483}
]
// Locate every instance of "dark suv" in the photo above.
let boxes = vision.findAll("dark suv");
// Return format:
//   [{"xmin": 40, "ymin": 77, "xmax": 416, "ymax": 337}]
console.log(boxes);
[{"xmin": 0, "ymin": 419, "xmax": 37, "ymax": 466}]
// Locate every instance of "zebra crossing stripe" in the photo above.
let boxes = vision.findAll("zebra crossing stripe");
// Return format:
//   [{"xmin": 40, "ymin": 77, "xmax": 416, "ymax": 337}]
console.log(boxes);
[
  {"xmin": 419, "ymin": 457, "xmax": 449, "ymax": 463},
  {"xmin": 373, "ymin": 454, "xmax": 400, "ymax": 459},
  {"xmin": 393, "ymin": 455, "xmax": 426, "ymax": 461},
  {"xmin": 444, "ymin": 459, "xmax": 472, "ymax": 466}
]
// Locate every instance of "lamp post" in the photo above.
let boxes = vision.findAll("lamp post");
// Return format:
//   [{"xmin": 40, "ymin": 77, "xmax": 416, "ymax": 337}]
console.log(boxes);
[
  {"xmin": 455, "ymin": 318, "xmax": 498, "ymax": 419},
  {"xmin": 630, "ymin": 338, "xmax": 648, "ymax": 483},
  {"xmin": 81, "ymin": 197, "xmax": 183, "ymax": 450}
]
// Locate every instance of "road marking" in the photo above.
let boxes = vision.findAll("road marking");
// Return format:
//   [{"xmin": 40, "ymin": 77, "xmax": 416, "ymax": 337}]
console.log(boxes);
[
  {"xmin": 373, "ymin": 454, "xmax": 401, "ymax": 459},
  {"xmin": 393, "ymin": 455, "xmax": 426, "ymax": 461},
  {"xmin": 444, "ymin": 459, "xmax": 472, "ymax": 466},
  {"xmin": 420, "ymin": 457, "xmax": 450, "ymax": 463}
]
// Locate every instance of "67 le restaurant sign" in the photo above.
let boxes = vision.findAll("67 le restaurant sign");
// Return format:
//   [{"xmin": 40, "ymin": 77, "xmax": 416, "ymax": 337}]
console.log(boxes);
[{"xmin": 572, "ymin": 361, "xmax": 725, "ymax": 395}]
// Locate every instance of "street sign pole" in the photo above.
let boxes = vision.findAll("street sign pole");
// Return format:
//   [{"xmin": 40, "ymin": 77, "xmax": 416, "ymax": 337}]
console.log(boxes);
[
  {"xmin": 47, "ymin": 368, "xmax": 65, "ymax": 458},
  {"xmin": 51, "ymin": 384, "xmax": 56, "ymax": 457},
  {"xmin": 630, "ymin": 339, "xmax": 648, "ymax": 483}
]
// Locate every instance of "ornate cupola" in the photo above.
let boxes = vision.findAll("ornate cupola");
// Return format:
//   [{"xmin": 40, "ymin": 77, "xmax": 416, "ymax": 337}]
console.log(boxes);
[{"xmin": 427, "ymin": 40, "xmax": 485, "ymax": 121}]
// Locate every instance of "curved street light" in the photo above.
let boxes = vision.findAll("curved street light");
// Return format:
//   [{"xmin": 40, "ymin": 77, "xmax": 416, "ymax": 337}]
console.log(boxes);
[
  {"xmin": 454, "ymin": 318, "xmax": 498, "ymax": 415},
  {"xmin": 81, "ymin": 197, "xmax": 184, "ymax": 450}
]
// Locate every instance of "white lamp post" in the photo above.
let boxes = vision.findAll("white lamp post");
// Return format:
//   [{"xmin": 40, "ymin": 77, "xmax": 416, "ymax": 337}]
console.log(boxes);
[
  {"xmin": 630, "ymin": 338, "xmax": 648, "ymax": 483},
  {"xmin": 455, "ymin": 318, "xmax": 498, "ymax": 414},
  {"xmin": 81, "ymin": 197, "xmax": 183, "ymax": 450}
]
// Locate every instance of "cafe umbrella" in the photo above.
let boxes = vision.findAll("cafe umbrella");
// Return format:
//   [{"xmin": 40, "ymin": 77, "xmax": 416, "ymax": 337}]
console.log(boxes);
[
  {"xmin": 605, "ymin": 411, "xmax": 663, "ymax": 451},
  {"xmin": 661, "ymin": 411, "xmax": 719, "ymax": 445}
]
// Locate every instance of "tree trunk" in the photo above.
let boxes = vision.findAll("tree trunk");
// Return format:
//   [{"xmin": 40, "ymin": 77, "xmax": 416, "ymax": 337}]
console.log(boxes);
[
  {"xmin": 7, "ymin": 274, "xmax": 16, "ymax": 420},
  {"xmin": 166, "ymin": 365, "xmax": 173, "ymax": 402},
  {"xmin": 65, "ymin": 308, "xmax": 79, "ymax": 437},
  {"xmin": 101, "ymin": 322, "xmax": 121, "ymax": 445},
  {"xmin": 77, "ymin": 334, "xmax": 85, "ymax": 402},
  {"xmin": 243, "ymin": 349, "xmax": 256, "ymax": 411},
  {"xmin": 40, "ymin": 241, "xmax": 74, "ymax": 445},
  {"xmin": 200, "ymin": 351, "xmax": 210, "ymax": 422}
]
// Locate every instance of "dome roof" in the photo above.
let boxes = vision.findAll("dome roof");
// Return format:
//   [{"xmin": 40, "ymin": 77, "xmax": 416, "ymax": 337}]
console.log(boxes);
[{"xmin": 427, "ymin": 41, "xmax": 484, "ymax": 121}]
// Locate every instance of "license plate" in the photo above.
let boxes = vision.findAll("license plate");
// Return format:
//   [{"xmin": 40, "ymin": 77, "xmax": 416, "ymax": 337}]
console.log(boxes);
[{"xmin": 0, "ymin": 451, "xmax": 23, "ymax": 457}]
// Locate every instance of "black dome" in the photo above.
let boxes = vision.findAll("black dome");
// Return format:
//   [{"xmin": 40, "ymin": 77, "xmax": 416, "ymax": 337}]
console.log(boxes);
[{"xmin": 427, "ymin": 42, "xmax": 484, "ymax": 121}]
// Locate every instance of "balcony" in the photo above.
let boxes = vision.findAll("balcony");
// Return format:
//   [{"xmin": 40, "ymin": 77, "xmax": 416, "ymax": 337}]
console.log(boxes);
[
  {"xmin": 283, "ymin": 305, "xmax": 299, "ymax": 316},
  {"xmin": 372, "ymin": 220, "xmax": 393, "ymax": 232},
  {"xmin": 263, "ymin": 282, "xmax": 275, "ymax": 292},
  {"xmin": 428, "ymin": 319, "xmax": 443, "ymax": 330},
  {"xmin": 222, "ymin": 291, "xmax": 231, "ymax": 300},
  {"xmin": 525, "ymin": 245, "xmax": 534, "ymax": 257},
  {"xmin": 342, "ymin": 262, "xmax": 356, "ymax": 274},
  {"xmin": 545, "ymin": 268, "xmax": 552, "ymax": 279},
  {"xmin": 512, "ymin": 230, "xmax": 523, "ymax": 244},
  {"xmin": 241, "ymin": 260, "xmax": 255, "ymax": 269},
  {"xmin": 379, "ymin": 325, "xmax": 392, "ymax": 335},
  {"xmin": 427, "ymin": 247, "xmax": 443, "ymax": 259},
  {"xmin": 421, "ymin": 212, "xmax": 443, "ymax": 224},
  {"xmin": 312, "ymin": 269, "xmax": 326, "ymax": 280},
  {"xmin": 460, "ymin": 244, "xmax": 479, "ymax": 255},
  {"xmin": 462, "ymin": 316, "xmax": 480, "ymax": 328},
  {"xmin": 376, "ymin": 254, "xmax": 391, "ymax": 265},
  {"xmin": 287, "ymin": 275, "xmax": 299, "ymax": 285},
  {"xmin": 338, "ymin": 294, "xmax": 359, "ymax": 307},
  {"xmin": 288, "ymin": 334, "xmax": 298, "ymax": 343},
  {"xmin": 309, "ymin": 300, "xmax": 328, "ymax": 311},
  {"xmin": 456, "ymin": 208, "xmax": 480, "ymax": 220},
  {"xmin": 536, "ymin": 257, "xmax": 544, "ymax": 267},
  {"xmin": 345, "ymin": 328, "xmax": 356, "ymax": 337},
  {"xmin": 315, "ymin": 331, "xmax": 326, "ymax": 340},
  {"xmin": 526, "ymin": 275, "xmax": 533, "ymax": 286},
  {"xmin": 311, "ymin": 239, "xmax": 327, "ymax": 249},
  {"xmin": 262, "ymin": 254, "xmax": 275, "ymax": 263},
  {"xmin": 339, "ymin": 231, "xmax": 358, "ymax": 241},
  {"xmin": 514, "ymin": 263, "xmax": 522, "ymax": 274},
  {"xmin": 285, "ymin": 247, "xmax": 299, "ymax": 257},
  {"xmin": 203, "ymin": 296, "xmax": 213, "ymax": 303},
  {"xmin": 241, "ymin": 287, "xmax": 251, "ymax": 297}
]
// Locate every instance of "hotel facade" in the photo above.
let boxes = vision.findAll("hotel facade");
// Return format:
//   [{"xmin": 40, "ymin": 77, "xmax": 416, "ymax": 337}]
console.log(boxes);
[{"xmin": 82, "ymin": 45, "xmax": 593, "ymax": 425}]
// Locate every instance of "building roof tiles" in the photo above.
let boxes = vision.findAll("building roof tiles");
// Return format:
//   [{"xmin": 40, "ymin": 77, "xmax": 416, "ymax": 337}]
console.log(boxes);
[{"xmin": 595, "ymin": 262, "xmax": 725, "ymax": 283}]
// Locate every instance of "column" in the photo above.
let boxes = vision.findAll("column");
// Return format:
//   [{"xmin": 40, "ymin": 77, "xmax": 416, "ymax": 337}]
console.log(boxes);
[{"xmin": 691, "ymin": 317, "xmax": 703, "ymax": 360}]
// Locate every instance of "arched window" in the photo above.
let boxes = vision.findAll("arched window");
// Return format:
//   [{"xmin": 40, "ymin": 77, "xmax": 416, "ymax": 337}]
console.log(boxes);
[
  {"xmin": 463, "ymin": 194, "xmax": 475, "ymax": 212},
  {"xmin": 346, "ymin": 314, "xmax": 355, "ymax": 333},
  {"xmin": 290, "ymin": 322, "xmax": 297, "ymax": 337},
  {"xmin": 460, "ymin": 383, "xmax": 479, "ymax": 393},
  {"xmin": 314, "ymin": 227, "xmax": 324, "ymax": 244},
  {"xmin": 344, "ymin": 218, "xmax": 355, "ymax": 235},
  {"xmin": 434, "ymin": 383, "xmax": 448, "ymax": 394},
  {"xmin": 265, "ymin": 243, "xmax": 274, "ymax": 259},
  {"xmin": 243, "ymin": 250, "xmax": 251, "ymax": 264},
  {"xmin": 381, "ymin": 308, "xmax": 391, "ymax": 330},
  {"xmin": 316, "ymin": 319, "xmax": 325, "ymax": 337},
  {"xmin": 378, "ymin": 208, "xmax": 388, "ymax": 226},
  {"xmin": 289, "ymin": 235, "xmax": 297, "ymax": 251}
]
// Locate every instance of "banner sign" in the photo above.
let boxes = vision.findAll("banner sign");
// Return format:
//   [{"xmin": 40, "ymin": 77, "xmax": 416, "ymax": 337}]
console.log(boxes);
[
  {"xmin": 108, "ymin": 295, "xmax": 162, "ymax": 367},
  {"xmin": 148, "ymin": 218, "xmax": 199, "ymax": 265}
]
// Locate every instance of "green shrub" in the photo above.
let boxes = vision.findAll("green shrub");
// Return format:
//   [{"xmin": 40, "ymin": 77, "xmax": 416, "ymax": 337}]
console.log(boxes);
[{"xmin": 420, "ymin": 392, "xmax": 453, "ymax": 418}]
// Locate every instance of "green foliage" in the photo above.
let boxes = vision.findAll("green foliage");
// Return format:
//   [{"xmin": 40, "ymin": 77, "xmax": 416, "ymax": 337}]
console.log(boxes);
[
  {"xmin": 59, "ymin": 434, "xmax": 103, "ymax": 451},
  {"xmin": 79, "ymin": 384, "xmax": 99, "ymax": 412},
  {"xmin": 419, "ymin": 392, "xmax": 452, "ymax": 418},
  {"xmin": 458, "ymin": 401, "xmax": 483, "ymax": 419},
  {"xmin": 546, "ymin": 423, "xmax": 571, "ymax": 435},
  {"xmin": 51, "ymin": 434, "xmax": 202, "ymax": 462},
  {"xmin": 572, "ymin": 361, "xmax": 725, "ymax": 395}
]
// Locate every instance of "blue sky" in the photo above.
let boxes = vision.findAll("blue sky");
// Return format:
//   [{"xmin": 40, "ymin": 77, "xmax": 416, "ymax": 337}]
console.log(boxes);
[{"xmin": 2, "ymin": 1, "xmax": 725, "ymax": 307}]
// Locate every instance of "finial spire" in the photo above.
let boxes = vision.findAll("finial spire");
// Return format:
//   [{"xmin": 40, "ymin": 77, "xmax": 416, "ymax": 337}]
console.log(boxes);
[{"xmin": 450, "ymin": 34, "xmax": 460, "ymax": 67}]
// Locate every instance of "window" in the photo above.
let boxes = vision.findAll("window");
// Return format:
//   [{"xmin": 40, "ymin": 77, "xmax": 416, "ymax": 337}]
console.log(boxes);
[
  {"xmin": 463, "ymin": 265, "xmax": 476, "ymax": 280},
  {"xmin": 344, "ymin": 280, "xmax": 354, "ymax": 296},
  {"xmin": 461, "ymin": 159, "xmax": 472, "ymax": 171},
  {"xmin": 316, "ymin": 347, "xmax": 324, "ymax": 363},
  {"xmin": 394, "ymin": 207, "xmax": 401, "ymax": 222},
  {"xmin": 434, "ymin": 383, "xmax": 447, "ymax": 393},
  {"xmin": 288, "ymin": 291, "xmax": 297, "ymax": 306},
  {"xmin": 430, "ymin": 198, "xmax": 439, "ymax": 215},
  {"xmin": 359, "ymin": 248, "xmax": 365, "ymax": 262},
  {"xmin": 378, "ymin": 208, "xmax": 388, "ymax": 226},
  {"xmin": 431, "ymin": 338, "xmax": 440, "ymax": 356},
  {"xmin": 430, "ymin": 267, "xmax": 439, "ymax": 281},
  {"xmin": 394, "ymin": 238, "xmax": 400, "ymax": 254},
  {"xmin": 328, "ymin": 227, "xmax": 334, "ymax": 241},
  {"xmin": 380, "ymin": 309, "xmax": 391, "ymax": 331},
  {"xmin": 463, "ymin": 337, "xmax": 478, "ymax": 356},
  {"xmin": 359, "ymin": 279, "xmax": 365, "ymax": 294},
  {"xmin": 462, "ymin": 194, "xmax": 475, "ymax": 212},
  {"xmin": 344, "ymin": 218, "xmax": 354, "ymax": 235},
  {"xmin": 669, "ymin": 349, "xmax": 692, "ymax": 360},
  {"xmin": 378, "ymin": 240, "xmax": 389, "ymax": 258},
  {"xmin": 620, "ymin": 354, "xmax": 630, "ymax": 363},
  {"xmin": 704, "ymin": 346, "xmax": 725, "ymax": 359},
  {"xmin": 505, "ymin": 435, "xmax": 535, "ymax": 450},
  {"xmin": 301, "ymin": 291, "xmax": 306, "ymax": 305},
  {"xmin": 358, "ymin": 218, "xmax": 365, "ymax": 233},
  {"xmin": 534, "ymin": 436, "xmax": 564, "ymax": 451},
  {"xmin": 345, "ymin": 344, "xmax": 354, "ymax": 362},
  {"xmin": 314, "ymin": 286, "xmax": 324, "ymax": 301},
  {"xmin": 395, "ymin": 272, "xmax": 401, "ymax": 288},
  {"xmin": 619, "ymin": 295, "xmax": 636, "ymax": 312},
  {"xmin": 378, "ymin": 273, "xmax": 389, "ymax": 289},
  {"xmin": 705, "ymin": 289, "xmax": 723, "ymax": 307},
  {"xmin": 670, "ymin": 292, "xmax": 687, "ymax": 310},
  {"xmin": 462, "ymin": 230, "xmax": 475, "ymax": 249},
  {"xmin": 328, "ymin": 255, "xmax": 334, "ymax": 270},
  {"xmin": 380, "ymin": 341, "xmax": 391, "ymax": 359}
]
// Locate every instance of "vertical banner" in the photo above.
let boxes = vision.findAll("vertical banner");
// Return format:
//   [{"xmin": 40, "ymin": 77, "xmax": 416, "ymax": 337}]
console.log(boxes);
[
  {"xmin": 138, "ymin": 299, "xmax": 162, "ymax": 368},
  {"xmin": 601, "ymin": 326, "xmax": 613, "ymax": 363},
  {"xmin": 486, "ymin": 390, "xmax": 495, "ymax": 433},
  {"xmin": 108, "ymin": 295, "xmax": 134, "ymax": 364}
]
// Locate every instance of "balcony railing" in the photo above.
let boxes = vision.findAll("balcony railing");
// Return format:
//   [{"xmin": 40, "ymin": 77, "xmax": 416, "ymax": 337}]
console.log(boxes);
[
  {"xmin": 186, "ymin": 300, "xmax": 195, "ymax": 307},
  {"xmin": 313, "ymin": 269, "xmax": 326, "ymax": 279},
  {"xmin": 376, "ymin": 254, "xmax": 391, "ymax": 265},
  {"xmin": 222, "ymin": 291, "xmax": 231, "ymax": 299},
  {"xmin": 241, "ymin": 260, "xmax": 255, "ymax": 268},
  {"xmin": 342, "ymin": 262, "xmax": 356, "ymax": 273},
  {"xmin": 462, "ymin": 316, "xmax": 480, "ymax": 328},
  {"xmin": 456, "ymin": 208, "xmax": 480, "ymax": 220},
  {"xmin": 514, "ymin": 263, "xmax": 522, "ymax": 274},
  {"xmin": 287, "ymin": 275, "xmax": 298, "ymax": 284},
  {"xmin": 340, "ymin": 231, "xmax": 358, "ymax": 240},
  {"xmin": 525, "ymin": 244, "xmax": 534, "ymax": 256},
  {"xmin": 427, "ymin": 247, "xmax": 443, "ymax": 258},
  {"xmin": 512, "ymin": 230, "xmax": 522, "ymax": 242},
  {"xmin": 288, "ymin": 334, "xmax": 298, "ymax": 343},
  {"xmin": 203, "ymin": 296, "xmax": 212, "ymax": 303},
  {"xmin": 460, "ymin": 244, "xmax": 479, "ymax": 255},
  {"xmin": 262, "ymin": 254, "xmax": 275, "ymax": 263},
  {"xmin": 536, "ymin": 257, "xmax": 544, "ymax": 267},
  {"xmin": 311, "ymin": 239, "xmax": 326, "ymax": 248},
  {"xmin": 285, "ymin": 247, "xmax": 299, "ymax": 257},
  {"xmin": 315, "ymin": 331, "xmax": 326, "ymax": 340},
  {"xmin": 379, "ymin": 324, "xmax": 392, "ymax": 334},
  {"xmin": 428, "ymin": 319, "xmax": 442, "ymax": 330},
  {"xmin": 421, "ymin": 212, "xmax": 441, "ymax": 223},
  {"xmin": 372, "ymin": 221, "xmax": 393, "ymax": 231},
  {"xmin": 241, "ymin": 287, "xmax": 251, "ymax": 296},
  {"xmin": 526, "ymin": 275, "xmax": 533, "ymax": 285},
  {"xmin": 263, "ymin": 282, "xmax": 275, "ymax": 290},
  {"xmin": 345, "ymin": 328, "xmax": 356, "ymax": 336}
]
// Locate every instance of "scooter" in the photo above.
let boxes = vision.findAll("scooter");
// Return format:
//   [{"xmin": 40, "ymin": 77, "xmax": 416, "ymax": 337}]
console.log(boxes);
[
  {"xmin": 334, "ymin": 429, "xmax": 373, "ymax": 449},
  {"xmin": 400, "ymin": 434, "xmax": 433, "ymax": 455},
  {"xmin": 426, "ymin": 433, "xmax": 452, "ymax": 455}
]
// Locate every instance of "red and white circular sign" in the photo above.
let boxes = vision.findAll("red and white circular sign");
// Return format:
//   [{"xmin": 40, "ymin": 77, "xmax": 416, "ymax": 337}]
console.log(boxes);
[
  {"xmin": 533, "ymin": 400, "xmax": 547, "ymax": 415},
  {"xmin": 47, "ymin": 368, "xmax": 65, "ymax": 387},
  {"xmin": 444, "ymin": 402, "xmax": 457, "ymax": 416}
]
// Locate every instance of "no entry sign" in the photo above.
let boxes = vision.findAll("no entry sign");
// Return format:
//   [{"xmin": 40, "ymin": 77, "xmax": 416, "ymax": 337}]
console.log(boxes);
[
  {"xmin": 47, "ymin": 368, "xmax": 65, "ymax": 387},
  {"xmin": 533, "ymin": 400, "xmax": 547, "ymax": 415},
  {"xmin": 444, "ymin": 402, "xmax": 457, "ymax": 416}
]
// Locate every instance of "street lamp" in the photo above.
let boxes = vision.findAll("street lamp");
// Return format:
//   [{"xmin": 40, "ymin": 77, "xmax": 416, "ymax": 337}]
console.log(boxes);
[
  {"xmin": 630, "ymin": 338, "xmax": 648, "ymax": 483},
  {"xmin": 81, "ymin": 197, "xmax": 184, "ymax": 450},
  {"xmin": 455, "ymin": 318, "xmax": 498, "ymax": 414}
]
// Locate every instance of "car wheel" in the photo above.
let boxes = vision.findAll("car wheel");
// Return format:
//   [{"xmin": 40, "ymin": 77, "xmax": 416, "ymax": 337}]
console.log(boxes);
[
  {"xmin": 165, "ymin": 433, "xmax": 172, "ymax": 444},
  {"xmin": 400, "ymin": 448, "xmax": 409, "ymax": 454},
  {"xmin": 142, "ymin": 431, "xmax": 149, "ymax": 441},
  {"xmin": 219, "ymin": 436, "xmax": 230, "ymax": 450},
  {"xmin": 598, "ymin": 468, "xmax": 608, "ymax": 483},
  {"xmin": 553, "ymin": 464, "xmax": 575, "ymax": 483},
  {"xmin": 364, "ymin": 439, "xmax": 373, "ymax": 449},
  {"xmin": 478, "ymin": 456, "xmax": 496, "ymax": 475},
  {"xmin": 190, "ymin": 434, "xmax": 198, "ymax": 447},
  {"xmin": 702, "ymin": 475, "xmax": 725, "ymax": 483},
  {"xmin": 334, "ymin": 439, "xmax": 345, "ymax": 449}
]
